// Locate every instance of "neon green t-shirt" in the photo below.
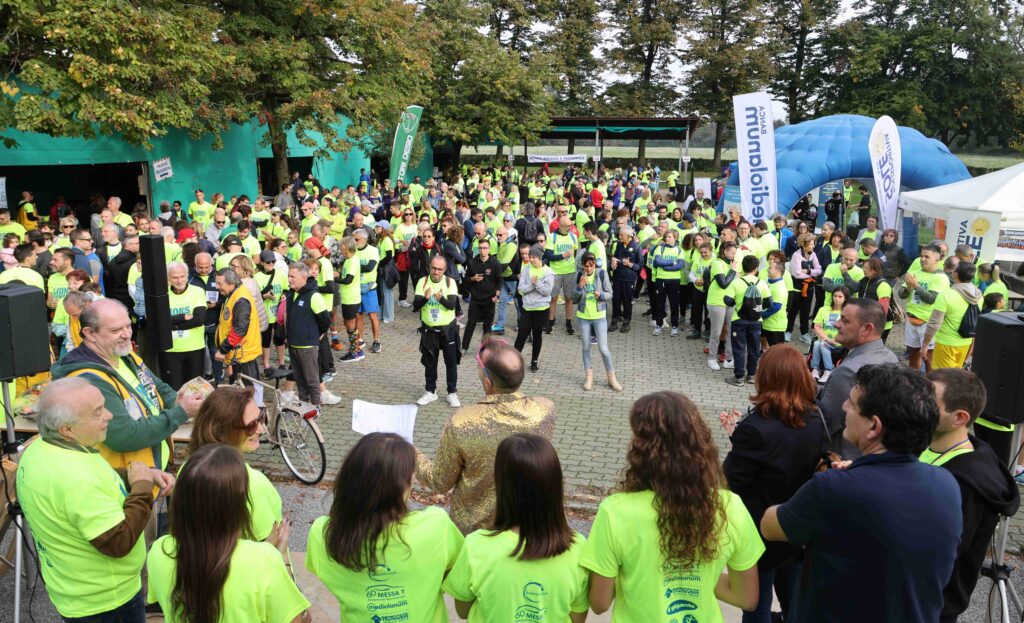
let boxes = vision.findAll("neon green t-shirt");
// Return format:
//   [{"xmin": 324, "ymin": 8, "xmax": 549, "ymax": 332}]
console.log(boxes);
[
  {"xmin": 147, "ymin": 537, "xmax": 309, "ymax": 622},
  {"xmin": 188, "ymin": 201, "xmax": 214, "ymax": 226},
  {"xmin": 417, "ymin": 275, "xmax": 458, "ymax": 325},
  {"xmin": 920, "ymin": 445, "xmax": 974, "ymax": 466},
  {"xmin": 706, "ymin": 258, "xmax": 734, "ymax": 308},
  {"xmin": 216, "ymin": 251, "xmax": 244, "ymax": 271},
  {"xmin": 0, "ymin": 265, "xmax": 45, "ymax": 289},
  {"xmin": 17, "ymin": 440, "xmax": 147, "ymax": 618},
  {"xmin": 814, "ymin": 305, "xmax": 843, "ymax": 341},
  {"xmin": 254, "ymin": 269, "xmax": 288, "ymax": 326},
  {"xmin": 299, "ymin": 214, "xmax": 319, "ymax": 243},
  {"xmin": 0, "ymin": 221, "xmax": 27, "ymax": 242},
  {"xmin": 547, "ymin": 231, "xmax": 579, "ymax": 275},
  {"xmin": 246, "ymin": 464, "xmax": 283, "ymax": 541},
  {"xmin": 357, "ymin": 244, "xmax": 380, "ymax": 284},
  {"xmin": 934, "ymin": 288, "xmax": 976, "ymax": 347},
  {"xmin": 580, "ymin": 489, "xmax": 764, "ymax": 623},
  {"xmin": 763, "ymin": 278, "xmax": 789, "ymax": 332},
  {"xmin": 443, "ymin": 530, "xmax": 589, "ymax": 623},
  {"xmin": 168, "ymin": 284, "xmax": 208, "ymax": 353},
  {"xmin": 340, "ymin": 255, "xmax": 361, "ymax": 305},
  {"xmin": 876, "ymin": 280, "xmax": 894, "ymax": 330},
  {"xmin": 729, "ymin": 275, "xmax": 771, "ymax": 322},
  {"xmin": 109, "ymin": 358, "xmax": 169, "ymax": 469},
  {"xmin": 305, "ymin": 507, "xmax": 463, "ymax": 623},
  {"xmin": 822, "ymin": 263, "xmax": 864, "ymax": 308},
  {"xmin": 317, "ymin": 257, "xmax": 336, "ymax": 309},
  {"xmin": 576, "ymin": 271, "xmax": 605, "ymax": 320},
  {"xmin": 48, "ymin": 271, "xmax": 69, "ymax": 306},
  {"xmin": 904, "ymin": 269, "xmax": 950, "ymax": 321}
]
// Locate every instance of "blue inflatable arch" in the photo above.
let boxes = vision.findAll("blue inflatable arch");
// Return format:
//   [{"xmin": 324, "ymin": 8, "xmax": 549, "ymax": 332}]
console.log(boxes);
[{"xmin": 719, "ymin": 114, "xmax": 971, "ymax": 215}]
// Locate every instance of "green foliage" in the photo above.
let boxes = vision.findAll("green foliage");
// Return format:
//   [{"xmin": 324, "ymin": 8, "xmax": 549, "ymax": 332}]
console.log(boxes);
[
  {"xmin": 600, "ymin": 0, "xmax": 683, "ymax": 115},
  {"xmin": 542, "ymin": 0, "xmax": 602, "ymax": 115},
  {"xmin": 0, "ymin": 0, "xmax": 243, "ymax": 148},
  {"xmin": 764, "ymin": 0, "xmax": 840, "ymax": 122}
]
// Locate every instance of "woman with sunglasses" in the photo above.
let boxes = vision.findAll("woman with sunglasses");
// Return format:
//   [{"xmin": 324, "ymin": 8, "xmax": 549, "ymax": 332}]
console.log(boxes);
[
  {"xmin": 305, "ymin": 433, "xmax": 463, "ymax": 623},
  {"xmin": 188, "ymin": 386, "xmax": 285, "ymax": 544},
  {"xmin": 395, "ymin": 209, "xmax": 419, "ymax": 306},
  {"xmin": 148, "ymin": 443, "xmax": 311, "ymax": 623},
  {"xmin": 444, "ymin": 433, "xmax": 590, "ymax": 622}
]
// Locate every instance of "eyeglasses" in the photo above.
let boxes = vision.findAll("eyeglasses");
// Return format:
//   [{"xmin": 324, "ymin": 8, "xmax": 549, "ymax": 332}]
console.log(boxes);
[
  {"xmin": 237, "ymin": 407, "xmax": 268, "ymax": 436},
  {"xmin": 215, "ymin": 220, "xmax": 226, "ymax": 225},
  {"xmin": 61, "ymin": 225, "xmax": 73, "ymax": 230}
]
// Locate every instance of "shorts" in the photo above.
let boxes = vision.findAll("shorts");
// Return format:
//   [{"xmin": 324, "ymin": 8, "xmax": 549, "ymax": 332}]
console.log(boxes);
[
  {"xmin": 932, "ymin": 342, "xmax": 971, "ymax": 369},
  {"xmin": 261, "ymin": 323, "xmax": 285, "ymax": 348},
  {"xmin": 904, "ymin": 318, "xmax": 934, "ymax": 349},
  {"xmin": 359, "ymin": 289, "xmax": 380, "ymax": 314},
  {"xmin": 341, "ymin": 303, "xmax": 360, "ymax": 321},
  {"xmin": 552, "ymin": 272, "xmax": 575, "ymax": 300}
]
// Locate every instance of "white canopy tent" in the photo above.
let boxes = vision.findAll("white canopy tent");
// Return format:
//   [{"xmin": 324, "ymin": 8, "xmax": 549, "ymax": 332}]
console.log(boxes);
[{"xmin": 899, "ymin": 163, "xmax": 1024, "ymax": 262}]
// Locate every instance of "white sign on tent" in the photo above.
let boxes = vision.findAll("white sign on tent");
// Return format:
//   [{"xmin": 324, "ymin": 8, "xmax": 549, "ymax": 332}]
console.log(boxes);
[
  {"xmin": 526, "ymin": 154, "xmax": 587, "ymax": 164},
  {"xmin": 945, "ymin": 208, "xmax": 1000, "ymax": 265}
]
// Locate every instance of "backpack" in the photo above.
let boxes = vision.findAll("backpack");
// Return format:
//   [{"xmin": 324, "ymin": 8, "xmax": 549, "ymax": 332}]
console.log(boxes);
[
  {"xmin": 522, "ymin": 217, "xmax": 541, "ymax": 244},
  {"xmin": 957, "ymin": 298, "xmax": 980, "ymax": 338},
  {"xmin": 737, "ymin": 277, "xmax": 765, "ymax": 322}
]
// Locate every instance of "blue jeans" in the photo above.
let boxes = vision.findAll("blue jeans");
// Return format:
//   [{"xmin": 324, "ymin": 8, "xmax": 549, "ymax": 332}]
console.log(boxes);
[
  {"xmin": 730, "ymin": 320, "xmax": 762, "ymax": 379},
  {"xmin": 579, "ymin": 316, "xmax": 614, "ymax": 372},
  {"xmin": 494, "ymin": 279, "xmax": 518, "ymax": 329},
  {"xmin": 742, "ymin": 561, "xmax": 801, "ymax": 623},
  {"xmin": 811, "ymin": 340, "xmax": 836, "ymax": 371},
  {"xmin": 62, "ymin": 590, "xmax": 145, "ymax": 623},
  {"xmin": 381, "ymin": 283, "xmax": 395, "ymax": 322}
]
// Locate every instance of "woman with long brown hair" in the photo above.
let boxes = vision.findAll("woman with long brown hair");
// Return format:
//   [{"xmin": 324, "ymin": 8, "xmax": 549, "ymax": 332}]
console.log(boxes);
[
  {"xmin": 304, "ymin": 433, "xmax": 463, "ymax": 622},
  {"xmin": 719, "ymin": 344, "xmax": 829, "ymax": 622},
  {"xmin": 444, "ymin": 433, "xmax": 590, "ymax": 622},
  {"xmin": 147, "ymin": 444, "xmax": 309, "ymax": 623},
  {"xmin": 581, "ymin": 391, "xmax": 762, "ymax": 620},
  {"xmin": 189, "ymin": 386, "xmax": 283, "ymax": 543}
]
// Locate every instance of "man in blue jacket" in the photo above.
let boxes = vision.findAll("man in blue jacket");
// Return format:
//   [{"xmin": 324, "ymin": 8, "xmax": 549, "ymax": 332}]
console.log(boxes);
[{"xmin": 608, "ymin": 226, "xmax": 641, "ymax": 334}]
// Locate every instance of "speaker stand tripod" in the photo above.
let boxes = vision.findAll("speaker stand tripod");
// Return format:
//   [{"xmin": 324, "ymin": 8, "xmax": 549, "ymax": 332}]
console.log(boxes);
[
  {"xmin": 2, "ymin": 380, "xmax": 26, "ymax": 623},
  {"xmin": 982, "ymin": 424, "xmax": 1023, "ymax": 623}
]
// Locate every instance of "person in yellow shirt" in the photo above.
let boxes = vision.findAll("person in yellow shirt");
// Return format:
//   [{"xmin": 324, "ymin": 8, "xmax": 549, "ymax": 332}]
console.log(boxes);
[
  {"xmin": 213, "ymin": 268, "xmax": 263, "ymax": 399},
  {"xmin": 16, "ymin": 190, "xmax": 38, "ymax": 231}
]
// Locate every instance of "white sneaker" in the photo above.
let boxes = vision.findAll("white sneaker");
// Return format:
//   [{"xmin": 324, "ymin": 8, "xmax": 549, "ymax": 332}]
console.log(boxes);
[
  {"xmin": 653, "ymin": 326, "xmax": 663, "ymax": 336},
  {"xmin": 799, "ymin": 333, "xmax": 813, "ymax": 344},
  {"xmin": 279, "ymin": 390, "xmax": 296, "ymax": 403},
  {"xmin": 399, "ymin": 300, "xmax": 412, "ymax": 308},
  {"xmin": 320, "ymin": 390, "xmax": 341, "ymax": 405},
  {"xmin": 819, "ymin": 370, "xmax": 832, "ymax": 383},
  {"xmin": 447, "ymin": 393, "xmax": 461, "ymax": 408},
  {"xmin": 670, "ymin": 327, "xmax": 680, "ymax": 337},
  {"xmin": 723, "ymin": 359, "xmax": 735, "ymax": 369},
  {"xmin": 811, "ymin": 369, "xmax": 821, "ymax": 381},
  {"xmin": 708, "ymin": 358, "xmax": 721, "ymax": 371},
  {"xmin": 416, "ymin": 391, "xmax": 438, "ymax": 406},
  {"xmin": 784, "ymin": 331, "xmax": 792, "ymax": 342}
]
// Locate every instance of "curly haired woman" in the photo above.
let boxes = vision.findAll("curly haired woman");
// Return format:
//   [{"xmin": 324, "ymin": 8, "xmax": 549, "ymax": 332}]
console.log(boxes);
[{"xmin": 580, "ymin": 390, "xmax": 763, "ymax": 621}]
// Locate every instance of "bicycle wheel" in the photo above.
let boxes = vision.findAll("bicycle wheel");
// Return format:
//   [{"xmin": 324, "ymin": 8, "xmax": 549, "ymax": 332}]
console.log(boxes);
[{"xmin": 274, "ymin": 408, "xmax": 327, "ymax": 484}]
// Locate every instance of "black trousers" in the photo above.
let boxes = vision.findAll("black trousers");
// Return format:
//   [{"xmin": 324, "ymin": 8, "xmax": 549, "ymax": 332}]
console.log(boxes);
[
  {"xmin": 690, "ymin": 288, "xmax": 707, "ymax": 332},
  {"xmin": 612, "ymin": 280, "xmax": 634, "ymax": 320},
  {"xmin": 319, "ymin": 333, "xmax": 334, "ymax": 376},
  {"xmin": 764, "ymin": 330, "xmax": 786, "ymax": 346},
  {"xmin": 514, "ymin": 308, "xmax": 547, "ymax": 364},
  {"xmin": 787, "ymin": 289, "xmax": 814, "ymax": 334},
  {"xmin": 398, "ymin": 269, "xmax": 411, "ymax": 301},
  {"xmin": 163, "ymin": 349, "xmax": 204, "ymax": 390},
  {"xmin": 463, "ymin": 300, "xmax": 495, "ymax": 350},
  {"xmin": 420, "ymin": 324, "xmax": 459, "ymax": 393},
  {"xmin": 654, "ymin": 280, "xmax": 681, "ymax": 327}
]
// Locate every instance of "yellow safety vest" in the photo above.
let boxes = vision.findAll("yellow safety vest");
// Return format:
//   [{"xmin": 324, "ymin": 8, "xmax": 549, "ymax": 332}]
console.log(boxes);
[{"xmin": 216, "ymin": 286, "xmax": 262, "ymax": 364}]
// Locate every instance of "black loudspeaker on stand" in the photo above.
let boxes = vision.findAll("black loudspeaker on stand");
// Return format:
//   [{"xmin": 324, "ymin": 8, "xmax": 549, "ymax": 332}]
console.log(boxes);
[{"xmin": 139, "ymin": 235, "xmax": 172, "ymax": 374}]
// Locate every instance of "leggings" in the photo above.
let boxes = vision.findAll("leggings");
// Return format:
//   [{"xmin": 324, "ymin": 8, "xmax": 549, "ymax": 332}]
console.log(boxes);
[
  {"xmin": 787, "ymin": 289, "xmax": 813, "ymax": 334},
  {"xmin": 654, "ymin": 280, "xmax": 681, "ymax": 327},
  {"xmin": 398, "ymin": 269, "xmax": 410, "ymax": 301},
  {"xmin": 708, "ymin": 305, "xmax": 733, "ymax": 360},
  {"xmin": 690, "ymin": 289, "xmax": 707, "ymax": 332},
  {"xmin": 514, "ymin": 308, "xmax": 547, "ymax": 364}
]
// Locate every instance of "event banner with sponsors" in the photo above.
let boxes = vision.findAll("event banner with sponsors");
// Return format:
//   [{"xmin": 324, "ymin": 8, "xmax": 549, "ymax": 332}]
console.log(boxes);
[
  {"xmin": 526, "ymin": 154, "xmax": 588, "ymax": 164},
  {"xmin": 732, "ymin": 91, "xmax": 778, "ymax": 223},
  {"xmin": 945, "ymin": 207, "xmax": 1000, "ymax": 263},
  {"xmin": 997, "ymin": 229, "xmax": 1024, "ymax": 261},
  {"xmin": 868, "ymin": 116, "xmax": 902, "ymax": 230},
  {"xmin": 389, "ymin": 105, "xmax": 423, "ymax": 185}
]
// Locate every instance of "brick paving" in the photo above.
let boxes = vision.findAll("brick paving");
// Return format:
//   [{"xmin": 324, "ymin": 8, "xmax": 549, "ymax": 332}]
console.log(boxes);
[{"xmin": 246, "ymin": 293, "xmax": 1024, "ymax": 550}]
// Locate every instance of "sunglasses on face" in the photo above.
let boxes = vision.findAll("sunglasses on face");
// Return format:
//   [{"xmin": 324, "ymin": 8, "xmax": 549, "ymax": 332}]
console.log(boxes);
[
  {"xmin": 237, "ymin": 407, "xmax": 268, "ymax": 436},
  {"xmin": 215, "ymin": 220, "xmax": 226, "ymax": 225}
]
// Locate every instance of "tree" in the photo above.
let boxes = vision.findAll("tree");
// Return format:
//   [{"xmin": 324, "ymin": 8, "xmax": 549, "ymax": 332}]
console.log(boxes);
[
  {"xmin": 541, "ymin": 0, "xmax": 602, "ymax": 116},
  {"xmin": 684, "ymin": 0, "xmax": 774, "ymax": 169},
  {"xmin": 486, "ymin": 0, "xmax": 555, "ymax": 57},
  {"xmin": 765, "ymin": 0, "xmax": 840, "ymax": 123},
  {"xmin": 601, "ymin": 0, "xmax": 685, "ymax": 162},
  {"xmin": 214, "ymin": 0, "xmax": 436, "ymax": 188},
  {"xmin": 0, "ymin": 0, "xmax": 244, "ymax": 148}
]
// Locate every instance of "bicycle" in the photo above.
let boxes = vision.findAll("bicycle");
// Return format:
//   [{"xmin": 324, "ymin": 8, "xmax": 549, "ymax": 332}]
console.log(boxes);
[{"xmin": 235, "ymin": 370, "xmax": 327, "ymax": 485}]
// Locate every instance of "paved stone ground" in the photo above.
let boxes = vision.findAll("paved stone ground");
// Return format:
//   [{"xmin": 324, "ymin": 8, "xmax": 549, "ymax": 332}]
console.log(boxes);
[{"xmin": 247, "ymin": 292, "xmax": 1024, "ymax": 550}]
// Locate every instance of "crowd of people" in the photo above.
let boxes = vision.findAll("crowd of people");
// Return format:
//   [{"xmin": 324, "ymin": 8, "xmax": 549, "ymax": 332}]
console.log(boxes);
[{"xmin": 4, "ymin": 162, "xmax": 1023, "ymax": 623}]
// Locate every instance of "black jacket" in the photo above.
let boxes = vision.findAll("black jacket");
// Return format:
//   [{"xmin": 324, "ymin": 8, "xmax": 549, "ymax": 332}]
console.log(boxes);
[
  {"xmin": 464, "ymin": 255, "xmax": 502, "ymax": 302},
  {"xmin": 285, "ymin": 277, "xmax": 331, "ymax": 347},
  {"xmin": 609, "ymin": 239, "xmax": 642, "ymax": 283},
  {"xmin": 103, "ymin": 249, "xmax": 137, "ymax": 311},
  {"xmin": 938, "ymin": 436, "xmax": 1020, "ymax": 622},
  {"xmin": 723, "ymin": 407, "xmax": 830, "ymax": 568}
]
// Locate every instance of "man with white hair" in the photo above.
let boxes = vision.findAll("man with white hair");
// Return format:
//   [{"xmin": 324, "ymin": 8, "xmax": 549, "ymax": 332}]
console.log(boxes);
[
  {"xmin": 107, "ymin": 195, "xmax": 134, "ymax": 229},
  {"xmin": 17, "ymin": 377, "xmax": 175, "ymax": 621},
  {"xmin": 51, "ymin": 298, "xmax": 205, "ymax": 472},
  {"xmin": 163, "ymin": 261, "xmax": 208, "ymax": 389},
  {"xmin": 161, "ymin": 226, "xmax": 183, "ymax": 264}
]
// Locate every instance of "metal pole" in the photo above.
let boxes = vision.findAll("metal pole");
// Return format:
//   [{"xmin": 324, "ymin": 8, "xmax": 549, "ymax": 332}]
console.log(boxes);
[
  {"xmin": 3, "ymin": 380, "xmax": 23, "ymax": 623},
  {"xmin": 683, "ymin": 126, "xmax": 691, "ymax": 197},
  {"xmin": 594, "ymin": 126, "xmax": 600, "ymax": 179}
]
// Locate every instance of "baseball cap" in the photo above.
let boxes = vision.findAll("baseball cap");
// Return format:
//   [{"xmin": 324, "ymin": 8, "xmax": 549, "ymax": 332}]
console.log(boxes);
[
  {"xmin": 270, "ymin": 206, "xmax": 282, "ymax": 213},
  {"xmin": 176, "ymin": 228, "xmax": 196, "ymax": 244},
  {"xmin": 259, "ymin": 250, "xmax": 276, "ymax": 264},
  {"xmin": 222, "ymin": 235, "xmax": 242, "ymax": 248},
  {"xmin": 304, "ymin": 237, "xmax": 326, "ymax": 253},
  {"xmin": 376, "ymin": 221, "xmax": 392, "ymax": 231}
]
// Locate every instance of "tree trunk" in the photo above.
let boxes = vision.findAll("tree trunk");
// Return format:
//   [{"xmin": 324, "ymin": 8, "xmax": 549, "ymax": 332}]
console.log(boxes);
[
  {"xmin": 452, "ymin": 142, "xmax": 464, "ymax": 172},
  {"xmin": 496, "ymin": 143, "xmax": 504, "ymax": 158},
  {"xmin": 567, "ymin": 138, "xmax": 575, "ymax": 154},
  {"xmin": 267, "ymin": 114, "xmax": 290, "ymax": 191},
  {"xmin": 638, "ymin": 138, "xmax": 647, "ymax": 165},
  {"xmin": 713, "ymin": 121, "xmax": 727, "ymax": 171}
]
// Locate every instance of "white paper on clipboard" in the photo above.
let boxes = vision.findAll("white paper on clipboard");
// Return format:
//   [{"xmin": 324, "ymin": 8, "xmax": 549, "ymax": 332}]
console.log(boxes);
[{"xmin": 351, "ymin": 400, "xmax": 418, "ymax": 444}]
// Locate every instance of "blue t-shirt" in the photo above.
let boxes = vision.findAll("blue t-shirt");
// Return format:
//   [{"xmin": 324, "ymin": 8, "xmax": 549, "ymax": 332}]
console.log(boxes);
[{"xmin": 778, "ymin": 451, "xmax": 962, "ymax": 623}]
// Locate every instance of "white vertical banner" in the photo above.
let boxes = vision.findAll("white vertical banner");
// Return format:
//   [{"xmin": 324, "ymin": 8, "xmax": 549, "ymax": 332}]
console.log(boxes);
[
  {"xmin": 732, "ymin": 91, "xmax": 778, "ymax": 223},
  {"xmin": 945, "ymin": 207, "xmax": 1000, "ymax": 264},
  {"xmin": 0, "ymin": 177, "xmax": 6, "ymax": 210},
  {"xmin": 868, "ymin": 115, "xmax": 902, "ymax": 230}
]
